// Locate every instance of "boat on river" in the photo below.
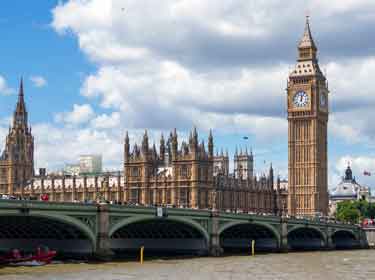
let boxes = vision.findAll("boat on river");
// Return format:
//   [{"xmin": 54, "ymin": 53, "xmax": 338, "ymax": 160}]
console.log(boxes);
[{"xmin": 0, "ymin": 247, "xmax": 56, "ymax": 266}]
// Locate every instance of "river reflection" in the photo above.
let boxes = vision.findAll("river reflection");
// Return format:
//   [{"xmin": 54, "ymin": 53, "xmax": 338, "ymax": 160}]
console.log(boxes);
[{"xmin": 1, "ymin": 250, "xmax": 375, "ymax": 280}]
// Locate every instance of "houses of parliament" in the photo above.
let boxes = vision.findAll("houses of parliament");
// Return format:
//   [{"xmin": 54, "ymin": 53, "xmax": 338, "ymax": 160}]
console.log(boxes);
[{"xmin": 0, "ymin": 18, "xmax": 328, "ymax": 216}]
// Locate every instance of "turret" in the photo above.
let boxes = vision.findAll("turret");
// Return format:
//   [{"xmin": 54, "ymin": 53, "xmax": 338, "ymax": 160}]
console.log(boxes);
[
  {"xmin": 167, "ymin": 133, "xmax": 172, "ymax": 163},
  {"xmin": 276, "ymin": 176, "xmax": 281, "ymax": 192},
  {"xmin": 200, "ymin": 140, "xmax": 205, "ymax": 158},
  {"xmin": 124, "ymin": 131, "xmax": 130, "ymax": 163},
  {"xmin": 208, "ymin": 129, "xmax": 213, "ymax": 157},
  {"xmin": 152, "ymin": 143, "xmax": 157, "ymax": 160},
  {"xmin": 190, "ymin": 126, "xmax": 198, "ymax": 153},
  {"xmin": 142, "ymin": 130, "xmax": 149, "ymax": 158},
  {"xmin": 171, "ymin": 128, "xmax": 178, "ymax": 160},
  {"xmin": 159, "ymin": 133, "xmax": 165, "ymax": 162},
  {"xmin": 269, "ymin": 163, "xmax": 274, "ymax": 189}
]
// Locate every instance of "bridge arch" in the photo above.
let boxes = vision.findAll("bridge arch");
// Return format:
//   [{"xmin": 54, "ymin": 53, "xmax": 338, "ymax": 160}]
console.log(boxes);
[
  {"xmin": 332, "ymin": 229, "xmax": 359, "ymax": 249},
  {"xmin": 287, "ymin": 225, "xmax": 326, "ymax": 250},
  {"xmin": 219, "ymin": 221, "xmax": 280, "ymax": 252},
  {"xmin": 0, "ymin": 213, "xmax": 96, "ymax": 255},
  {"xmin": 110, "ymin": 216, "xmax": 209, "ymax": 254}
]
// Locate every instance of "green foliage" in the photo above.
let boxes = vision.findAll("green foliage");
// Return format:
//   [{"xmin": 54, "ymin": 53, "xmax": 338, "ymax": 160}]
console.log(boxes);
[
  {"xmin": 367, "ymin": 203, "xmax": 375, "ymax": 219},
  {"xmin": 335, "ymin": 200, "xmax": 374, "ymax": 223}
]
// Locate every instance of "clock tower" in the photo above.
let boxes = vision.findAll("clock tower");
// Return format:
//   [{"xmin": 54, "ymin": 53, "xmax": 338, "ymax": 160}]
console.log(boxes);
[{"xmin": 287, "ymin": 17, "xmax": 329, "ymax": 216}]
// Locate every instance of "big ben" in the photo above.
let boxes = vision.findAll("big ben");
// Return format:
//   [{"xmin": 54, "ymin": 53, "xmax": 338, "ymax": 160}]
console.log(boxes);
[{"xmin": 287, "ymin": 17, "xmax": 329, "ymax": 216}]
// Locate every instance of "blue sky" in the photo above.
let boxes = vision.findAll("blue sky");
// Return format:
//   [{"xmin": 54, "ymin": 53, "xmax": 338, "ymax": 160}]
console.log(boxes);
[
  {"xmin": 0, "ymin": 1, "xmax": 95, "ymax": 122},
  {"xmin": 1, "ymin": 0, "xmax": 375, "ymax": 190}
]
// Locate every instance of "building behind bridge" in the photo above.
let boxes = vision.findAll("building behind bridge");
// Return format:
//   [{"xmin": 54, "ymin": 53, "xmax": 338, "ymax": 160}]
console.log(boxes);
[
  {"xmin": 329, "ymin": 166, "xmax": 371, "ymax": 216},
  {"xmin": 0, "ymin": 81, "xmax": 286, "ymax": 214}
]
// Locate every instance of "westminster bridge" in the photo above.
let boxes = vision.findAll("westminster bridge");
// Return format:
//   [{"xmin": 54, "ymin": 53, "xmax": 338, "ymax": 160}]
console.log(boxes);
[{"xmin": 0, "ymin": 200, "xmax": 368, "ymax": 258}]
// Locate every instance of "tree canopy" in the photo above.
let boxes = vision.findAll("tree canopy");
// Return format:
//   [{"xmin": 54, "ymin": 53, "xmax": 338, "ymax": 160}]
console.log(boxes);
[{"xmin": 335, "ymin": 200, "xmax": 375, "ymax": 223}]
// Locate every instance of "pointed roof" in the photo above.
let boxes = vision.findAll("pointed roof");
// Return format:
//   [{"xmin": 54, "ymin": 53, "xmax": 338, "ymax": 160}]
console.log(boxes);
[
  {"xmin": 299, "ymin": 16, "xmax": 316, "ymax": 49},
  {"xmin": 15, "ymin": 77, "xmax": 26, "ymax": 114},
  {"xmin": 12, "ymin": 77, "xmax": 29, "ymax": 130}
]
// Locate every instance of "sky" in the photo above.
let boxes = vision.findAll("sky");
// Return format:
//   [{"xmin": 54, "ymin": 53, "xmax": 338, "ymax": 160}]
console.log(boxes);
[{"xmin": 1, "ymin": 0, "xmax": 375, "ymax": 190}]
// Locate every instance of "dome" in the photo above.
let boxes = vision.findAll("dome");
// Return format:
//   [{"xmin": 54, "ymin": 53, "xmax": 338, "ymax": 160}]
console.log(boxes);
[
  {"xmin": 330, "ymin": 166, "xmax": 363, "ymax": 200},
  {"xmin": 331, "ymin": 181, "xmax": 358, "ymax": 199}
]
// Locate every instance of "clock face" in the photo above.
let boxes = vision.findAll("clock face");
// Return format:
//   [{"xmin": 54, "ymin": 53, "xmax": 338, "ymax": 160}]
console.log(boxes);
[
  {"xmin": 293, "ymin": 91, "xmax": 309, "ymax": 108},
  {"xmin": 320, "ymin": 93, "xmax": 327, "ymax": 107}
]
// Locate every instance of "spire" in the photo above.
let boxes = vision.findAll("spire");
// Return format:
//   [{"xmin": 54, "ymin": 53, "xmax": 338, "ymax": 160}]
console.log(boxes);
[
  {"xmin": 16, "ymin": 77, "xmax": 26, "ymax": 112},
  {"xmin": 297, "ymin": 16, "xmax": 318, "ymax": 63},
  {"xmin": 19, "ymin": 76, "xmax": 24, "ymax": 97},
  {"xmin": 13, "ymin": 77, "xmax": 28, "ymax": 129},
  {"xmin": 153, "ymin": 142, "xmax": 157, "ymax": 158},
  {"xmin": 299, "ymin": 16, "xmax": 316, "ymax": 50},
  {"xmin": 171, "ymin": 128, "xmax": 178, "ymax": 159},
  {"xmin": 160, "ymin": 133, "xmax": 165, "ymax": 161},
  {"xmin": 142, "ymin": 129, "xmax": 149, "ymax": 156},
  {"xmin": 193, "ymin": 126, "xmax": 198, "ymax": 142},
  {"xmin": 124, "ymin": 131, "xmax": 130, "ymax": 162},
  {"xmin": 190, "ymin": 126, "xmax": 198, "ymax": 150},
  {"xmin": 208, "ymin": 129, "xmax": 213, "ymax": 157},
  {"xmin": 125, "ymin": 131, "xmax": 129, "ymax": 143}
]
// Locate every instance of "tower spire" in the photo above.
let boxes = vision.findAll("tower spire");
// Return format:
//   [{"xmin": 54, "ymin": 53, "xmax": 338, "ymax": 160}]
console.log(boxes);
[
  {"xmin": 19, "ymin": 76, "xmax": 24, "ymax": 97},
  {"xmin": 16, "ymin": 77, "xmax": 26, "ymax": 112},
  {"xmin": 299, "ymin": 16, "xmax": 316, "ymax": 49},
  {"xmin": 297, "ymin": 16, "xmax": 318, "ymax": 62},
  {"xmin": 13, "ymin": 77, "xmax": 28, "ymax": 129}
]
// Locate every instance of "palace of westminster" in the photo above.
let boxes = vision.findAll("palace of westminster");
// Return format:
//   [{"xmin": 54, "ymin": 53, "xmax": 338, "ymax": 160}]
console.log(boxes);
[{"xmin": 0, "ymin": 18, "xmax": 329, "ymax": 216}]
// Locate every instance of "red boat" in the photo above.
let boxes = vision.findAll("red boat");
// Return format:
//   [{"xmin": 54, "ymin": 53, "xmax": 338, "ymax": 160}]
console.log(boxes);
[{"xmin": 0, "ymin": 247, "xmax": 57, "ymax": 266}]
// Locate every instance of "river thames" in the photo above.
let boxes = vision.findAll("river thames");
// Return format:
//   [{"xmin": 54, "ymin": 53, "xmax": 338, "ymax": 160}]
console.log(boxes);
[{"xmin": 1, "ymin": 250, "xmax": 374, "ymax": 280}]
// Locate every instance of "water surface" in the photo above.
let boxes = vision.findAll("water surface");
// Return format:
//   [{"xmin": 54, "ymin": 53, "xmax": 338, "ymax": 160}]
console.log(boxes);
[{"xmin": 1, "ymin": 250, "xmax": 374, "ymax": 280}]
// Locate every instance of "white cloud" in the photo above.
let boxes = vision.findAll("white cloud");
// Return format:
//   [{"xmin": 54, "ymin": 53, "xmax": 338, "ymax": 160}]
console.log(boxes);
[
  {"xmin": 50, "ymin": 0, "xmax": 375, "ymax": 144},
  {"xmin": 30, "ymin": 75, "xmax": 47, "ymax": 88},
  {"xmin": 79, "ymin": 61, "xmax": 288, "ymax": 136},
  {"xmin": 310, "ymin": 0, "xmax": 375, "ymax": 16},
  {"xmin": 0, "ymin": 75, "xmax": 15, "ymax": 95},
  {"xmin": 31, "ymin": 123, "xmax": 123, "ymax": 171},
  {"xmin": 91, "ymin": 112, "xmax": 121, "ymax": 129},
  {"xmin": 55, "ymin": 104, "xmax": 95, "ymax": 125}
]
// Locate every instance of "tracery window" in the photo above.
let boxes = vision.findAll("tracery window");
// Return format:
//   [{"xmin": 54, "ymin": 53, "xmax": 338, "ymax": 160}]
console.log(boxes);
[
  {"xmin": 131, "ymin": 167, "xmax": 140, "ymax": 177},
  {"xmin": 180, "ymin": 165, "xmax": 190, "ymax": 178}
]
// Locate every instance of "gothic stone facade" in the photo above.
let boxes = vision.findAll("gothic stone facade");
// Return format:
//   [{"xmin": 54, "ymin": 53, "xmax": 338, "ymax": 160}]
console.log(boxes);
[
  {"xmin": 122, "ymin": 129, "xmax": 279, "ymax": 213},
  {"xmin": 0, "ymin": 79, "xmax": 34, "ymax": 195},
  {"xmin": 21, "ymin": 129, "xmax": 280, "ymax": 214}
]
